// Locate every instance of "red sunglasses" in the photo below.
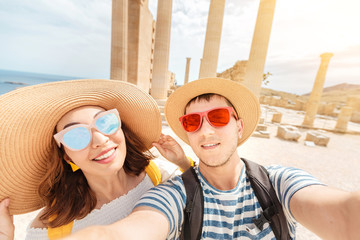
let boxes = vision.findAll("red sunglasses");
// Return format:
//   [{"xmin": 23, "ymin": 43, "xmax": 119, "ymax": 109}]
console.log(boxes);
[{"xmin": 179, "ymin": 107, "xmax": 238, "ymax": 132}]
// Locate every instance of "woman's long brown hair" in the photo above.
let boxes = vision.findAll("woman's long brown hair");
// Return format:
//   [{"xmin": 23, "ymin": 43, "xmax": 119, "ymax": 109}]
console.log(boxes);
[{"xmin": 38, "ymin": 123, "xmax": 154, "ymax": 228}]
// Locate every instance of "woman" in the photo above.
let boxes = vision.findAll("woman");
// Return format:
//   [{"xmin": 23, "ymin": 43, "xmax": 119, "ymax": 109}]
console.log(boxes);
[{"xmin": 0, "ymin": 79, "xmax": 190, "ymax": 239}]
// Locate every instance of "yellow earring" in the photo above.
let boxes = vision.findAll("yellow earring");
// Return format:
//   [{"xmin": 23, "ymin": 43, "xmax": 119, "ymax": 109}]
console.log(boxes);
[{"xmin": 68, "ymin": 161, "xmax": 80, "ymax": 172}]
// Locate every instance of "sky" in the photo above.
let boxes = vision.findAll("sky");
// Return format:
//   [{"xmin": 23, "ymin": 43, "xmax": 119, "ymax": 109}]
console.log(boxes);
[{"xmin": 0, "ymin": 0, "xmax": 359, "ymax": 95}]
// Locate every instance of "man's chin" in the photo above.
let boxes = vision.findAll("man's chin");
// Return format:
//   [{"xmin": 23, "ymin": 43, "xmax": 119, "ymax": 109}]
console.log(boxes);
[{"xmin": 199, "ymin": 158, "xmax": 229, "ymax": 168}]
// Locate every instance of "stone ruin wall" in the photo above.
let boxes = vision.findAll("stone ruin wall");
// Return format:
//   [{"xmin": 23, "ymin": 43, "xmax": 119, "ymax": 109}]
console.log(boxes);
[
  {"xmin": 217, "ymin": 60, "xmax": 360, "ymax": 123},
  {"xmin": 217, "ymin": 60, "xmax": 247, "ymax": 83},
  {"xmin": 259, "ymin": 94, "xmax": 360, "ymax": 123}
]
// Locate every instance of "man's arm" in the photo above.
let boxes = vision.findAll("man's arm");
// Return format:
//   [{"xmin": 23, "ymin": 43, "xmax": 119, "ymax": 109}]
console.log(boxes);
[
  {"xmin": 290, "ymin": 185, "xmax": 360, "ymax": 240},
  {"xmin": 63, "ymin": 206, "xmax": 169, "ymax": 240}
]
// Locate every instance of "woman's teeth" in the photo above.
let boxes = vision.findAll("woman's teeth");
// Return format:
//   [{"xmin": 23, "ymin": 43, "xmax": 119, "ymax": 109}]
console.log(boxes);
[{"xmin": 94, "ymin": 149, "xmax": 115, "ymax": 161}]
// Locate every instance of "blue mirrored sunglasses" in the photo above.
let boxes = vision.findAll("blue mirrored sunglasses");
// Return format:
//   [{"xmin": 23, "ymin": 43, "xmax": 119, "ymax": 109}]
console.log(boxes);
[{"xmin": 53, "ymin": 109, "xmax": 121, "ymax": 151}]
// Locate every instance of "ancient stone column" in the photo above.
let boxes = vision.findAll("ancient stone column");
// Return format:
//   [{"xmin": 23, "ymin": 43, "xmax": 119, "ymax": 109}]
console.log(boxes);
[
  {"xmin": 127, "ymin": 1, "xmax": 154, "ymax": 92},
  {"xmin": 335, "ymin": 106, "xmax": 353, "ymax": 133},
  {"xmin": 110, "ymin": 0, "xmax": 128, "ymax": 81},
  {"xmin": 242, "ymin": 0, "xmax": 276, "ymax": 98},
  {"xmin": 184, "ymin": 57, "xmax": 191, "ymax": 85},
  {"xmin": 151, "ymin": 0, "xmax": 173, "ymax": 100},
  {"xmin": 302, "ymin": 53, "xmax": 334, "ymax": 127},
  {"xmin": 198, "ymin": 0, "xmax": 226, "ymax": 79}
]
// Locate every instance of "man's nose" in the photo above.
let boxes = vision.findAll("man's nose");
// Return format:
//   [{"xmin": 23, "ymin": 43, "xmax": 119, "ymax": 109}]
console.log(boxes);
[{"xmin": 198, "ymin": 116, "xmax": 215, "ymax": 135}]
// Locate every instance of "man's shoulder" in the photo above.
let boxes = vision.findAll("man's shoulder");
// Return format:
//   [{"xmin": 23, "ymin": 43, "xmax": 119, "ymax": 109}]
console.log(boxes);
[
  {"xmin": 264, "ymin": 164, "xmax": 323, "ymax": 200},
  {"xmin": 265, "ymin": 164, "xmax": 303, "ymax": 176},
  {"xmin": 136, "ymin": 174, "xmax": 187, "ymax": 208},
  {"xmin": 156, "ymin": 174, "xmax": 186, "ymax": 193}
]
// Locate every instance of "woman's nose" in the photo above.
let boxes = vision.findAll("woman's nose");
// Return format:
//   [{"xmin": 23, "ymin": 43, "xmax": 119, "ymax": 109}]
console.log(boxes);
[{"xmin": 91, "ymin": 130, "xmax": 110, "ymax": 148}]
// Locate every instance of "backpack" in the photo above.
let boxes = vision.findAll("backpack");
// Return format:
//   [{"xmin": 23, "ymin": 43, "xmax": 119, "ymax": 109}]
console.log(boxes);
[
  {"xmin": 180, "ymin": 158, "xmax": 290, "ymax": 240},
  {"xmin": 47, "ymin": 160, "xmax": 162, "ymax": 239}
]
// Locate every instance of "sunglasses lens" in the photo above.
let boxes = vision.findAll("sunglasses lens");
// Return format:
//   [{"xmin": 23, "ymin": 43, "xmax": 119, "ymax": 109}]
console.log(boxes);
[
  {"xmin": 63, "ymin": 127, "xmax": 91, "ymax": 150},
  {"xmin": 96, "ymin": 113, "xmax": 119, "ymax": 135},
  {"xmin": 208, "ymin": 108, "xmax": 230, "ymax": 126},
  {"xmin": 182, "ymin": 114, "xmax": 201, "ymax": 132}
]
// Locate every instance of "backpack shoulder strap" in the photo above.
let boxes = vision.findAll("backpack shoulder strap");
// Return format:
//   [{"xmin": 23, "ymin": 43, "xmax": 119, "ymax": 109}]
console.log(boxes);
[
  {"xmin": 48, "ymin": 220, "xmax": 73, "ymax": 239},
  {"xmin": 242, "ymin": 158, "xmax": 290, "ymax": 240},
  {"xmin": 145, "ymin": 160, "xmax": 162, "ymax": 186},
  {"xmin": 180, "ymin": 167, "xmax": 204, "ymax": 240}
]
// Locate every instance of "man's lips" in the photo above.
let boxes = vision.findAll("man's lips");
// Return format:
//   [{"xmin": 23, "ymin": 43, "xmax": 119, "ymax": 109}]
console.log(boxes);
[{"xmin": 201, "ymin": 143, "xmax": 220, "ymax": 149}]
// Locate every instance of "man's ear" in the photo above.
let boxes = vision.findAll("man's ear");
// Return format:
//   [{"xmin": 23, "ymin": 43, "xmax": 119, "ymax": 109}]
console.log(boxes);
[{"xmin": 237, "ymin": 119, "xmax": 244, "ymax": 138}]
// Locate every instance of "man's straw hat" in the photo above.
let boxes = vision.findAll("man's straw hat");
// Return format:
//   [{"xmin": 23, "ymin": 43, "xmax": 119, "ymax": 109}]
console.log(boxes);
[
  {"xmin": 0, "ymin": 79, "xmax": 161, "ymax": 214},
  {"xmin": 165, "ymin": 77, "xmax": 260, "ymax": 146}
]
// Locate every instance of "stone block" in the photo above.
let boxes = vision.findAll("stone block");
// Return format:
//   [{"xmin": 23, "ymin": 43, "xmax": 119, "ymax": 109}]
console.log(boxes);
[
  {"xmin": 259, "ymin": 96, "xmax": 265, "ymax": 104},
  {"xmin": 347, "ymin": 96, "xmax": 360, "ymax": 111},
  {"xmin": 259, "ymin": 117, "xmax": 265, "ymax": 124},
  {"xmin": 351, "ymin": 111, "xmax": 360, "ymax": 123},
  {"xmin": 294, "ymin": 100, "xmax": 305, "ymax": 111},
  {"xmin": 256, "ymin": 124, "xmax": 267, "ymax": 131},
  {"xmin": 279, "ymin": 99, "xmax": 288, "ymax": 108},
  {"xmin": 305, "ymin": 131, "xmax": 330, "ymax": 147},
  {"xmin": 272, "ymin": 112, "xmax": 282, "ymax": 123},
  {"xmin": 324, "ymin": 103, "xmax": 336, "ymax": 115},
  {"xmin": 263, "ymin": 96, "xmax": 272, "ymax": 105},
  {"xmin": 270, "ymin": 96, "xmax": 281, "ymax": 106},
  {"xmin": 276, "ymin": 126, "xmax": 301, "ymax": 141},
  {"xmin": 252, "ymin": 131, "xmax": 270, "ymax": 139}
]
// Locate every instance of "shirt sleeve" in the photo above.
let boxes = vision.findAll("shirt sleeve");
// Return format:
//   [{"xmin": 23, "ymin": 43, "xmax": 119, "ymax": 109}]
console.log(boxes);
[
  {"xmin": 266, "ymin": 165, "xmax": 325, "ymax": 234},
  {"xmin": 134, "ymin": 175, "xmax": 186, "ymax": 239}
]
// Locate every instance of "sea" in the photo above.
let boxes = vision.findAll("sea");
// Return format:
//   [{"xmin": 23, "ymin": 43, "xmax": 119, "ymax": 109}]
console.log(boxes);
[{"xmin": 0, "ymin": 69, "xmax": 85, "ymax": 95}]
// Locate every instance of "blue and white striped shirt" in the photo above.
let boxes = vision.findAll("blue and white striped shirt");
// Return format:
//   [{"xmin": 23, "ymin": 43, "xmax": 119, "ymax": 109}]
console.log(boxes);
[{"xmin": 135, "ymin": 164, "xmax": 323, "ymax": 239}]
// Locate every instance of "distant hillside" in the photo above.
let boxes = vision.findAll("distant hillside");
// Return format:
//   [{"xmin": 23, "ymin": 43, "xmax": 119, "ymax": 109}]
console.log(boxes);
[
  {"xmin": 303, "ymin": 83, "xmax": 360, "ymax": 95},
  {"xmin": 261, "ymin": 82, "xmax": 360, "ymax": 105},
  {"xmin": 318, "ymin": 87, "xmax": 360, "ymax": 105},
  {"xmin": 216, "ymin": 60, "xmax": 360, "ymax": 106}
]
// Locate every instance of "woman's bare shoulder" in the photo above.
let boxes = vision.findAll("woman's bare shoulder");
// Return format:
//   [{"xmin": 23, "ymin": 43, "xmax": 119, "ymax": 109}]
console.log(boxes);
[{"xmin": 30, "ymin": 209, "xmax": 47, "ymax": 229}]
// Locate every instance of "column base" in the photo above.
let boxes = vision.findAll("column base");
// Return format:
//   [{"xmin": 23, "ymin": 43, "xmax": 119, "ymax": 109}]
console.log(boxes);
[{"xmin": 155, "ymin": 99, "xmax": 167, "ymax": 106}]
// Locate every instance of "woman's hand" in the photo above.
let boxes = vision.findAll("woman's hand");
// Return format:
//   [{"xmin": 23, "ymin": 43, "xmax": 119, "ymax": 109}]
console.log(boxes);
[
  {"xmin": 0, "ymin": 199, "xmax": 14, "ymax": 240},
  {"xmin": 153, "ymin": 134, "xmax": 190, "ymax": 171}
]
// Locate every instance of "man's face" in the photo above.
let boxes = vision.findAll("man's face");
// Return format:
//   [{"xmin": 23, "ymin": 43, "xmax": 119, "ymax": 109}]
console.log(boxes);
[{"xmin": 185, "ymin": 95, "xmax": 244, "ymax": 168}]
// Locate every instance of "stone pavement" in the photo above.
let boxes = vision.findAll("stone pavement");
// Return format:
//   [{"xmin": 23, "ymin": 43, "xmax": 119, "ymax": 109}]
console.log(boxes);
[{"xmin": 13, "ymin": 105, "xmax": 360, "ymax": 239}]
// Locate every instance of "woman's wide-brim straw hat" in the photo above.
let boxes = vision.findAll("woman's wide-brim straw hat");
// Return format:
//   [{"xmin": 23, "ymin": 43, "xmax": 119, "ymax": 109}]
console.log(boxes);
[
  {"xmin": 165, "ymin": 77, "xmax": 260, "ymax": 146},
  {"xmin": 0, "ymin": 79, "xmax": 162, "ymax": 214}
]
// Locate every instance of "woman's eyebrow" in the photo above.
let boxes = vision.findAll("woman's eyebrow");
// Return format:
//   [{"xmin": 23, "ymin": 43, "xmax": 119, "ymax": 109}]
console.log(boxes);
[
  {"xmin": 94, "ymin": 110, "xmax": 105, "ymax": 118},
  {"xmin": 63, "ymin": 122, "xmax": 80, "ymax": 130},
  {"xmin": 62, "ymin": 110, "xmax": 104, "ymax": 130}
]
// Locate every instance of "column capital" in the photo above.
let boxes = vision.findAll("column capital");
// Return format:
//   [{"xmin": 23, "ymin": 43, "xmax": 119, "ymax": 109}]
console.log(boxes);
[{"xmin": 320, "ymin": 52, "xmax": 334, "ymax": 60}]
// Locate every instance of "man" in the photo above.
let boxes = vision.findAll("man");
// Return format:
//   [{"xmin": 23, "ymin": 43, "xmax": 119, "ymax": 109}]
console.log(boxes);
[{"xmin": 65, "ymin": 77, "xmax": 360, "ymax": 240}]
